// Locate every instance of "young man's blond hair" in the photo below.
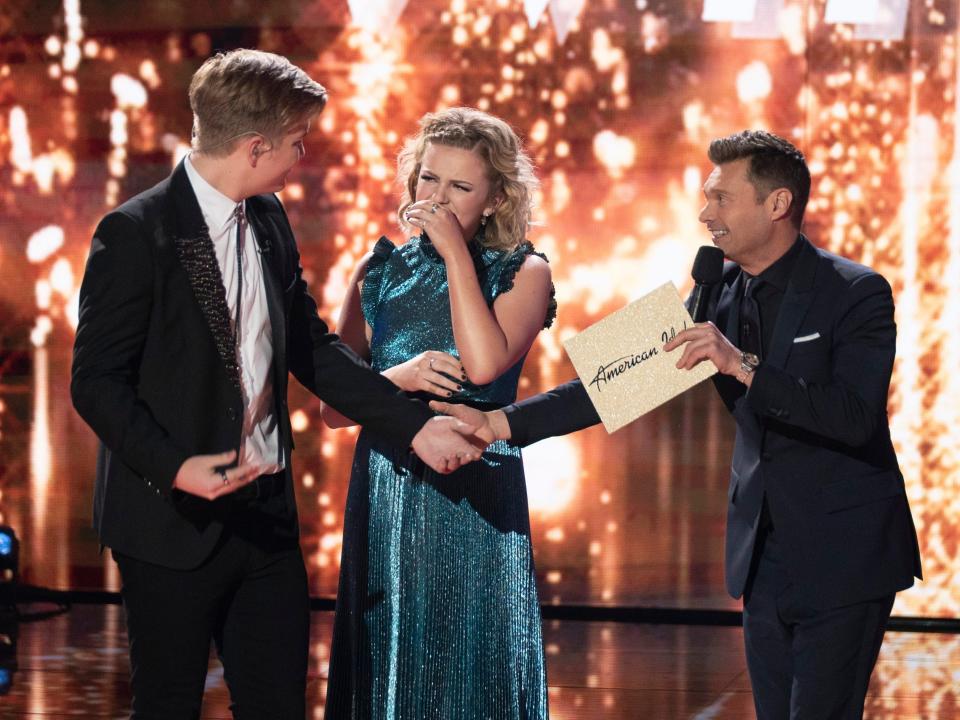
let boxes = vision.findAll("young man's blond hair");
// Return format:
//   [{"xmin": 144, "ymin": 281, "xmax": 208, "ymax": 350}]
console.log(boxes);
[{"xmin": 188, "ymin": 49, "xmax": 327, "ymax": 155}]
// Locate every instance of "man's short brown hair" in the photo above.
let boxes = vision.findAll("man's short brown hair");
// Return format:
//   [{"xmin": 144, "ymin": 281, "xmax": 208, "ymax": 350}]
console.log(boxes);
[
  {"xmin": 188, "ymin": 49, "xmax": 327, "ymax": 156},
  {"xmin": 708, "ymin": 130, "xmax": 811, "ymax": 228}
]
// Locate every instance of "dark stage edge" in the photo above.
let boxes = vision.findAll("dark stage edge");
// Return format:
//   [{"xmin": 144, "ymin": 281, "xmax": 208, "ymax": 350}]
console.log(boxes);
[{"xmin": 6, "ymin": 587, "xmax": 958, "ymax": 634}]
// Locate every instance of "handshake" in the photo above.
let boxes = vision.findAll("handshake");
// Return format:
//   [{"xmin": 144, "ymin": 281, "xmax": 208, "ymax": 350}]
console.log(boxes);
[{"xmin": 412, "ymin": 401, "xmax": 509, "ymax": 474}]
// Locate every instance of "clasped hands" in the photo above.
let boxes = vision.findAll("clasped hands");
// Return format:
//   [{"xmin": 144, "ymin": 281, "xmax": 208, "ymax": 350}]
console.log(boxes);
[{"xmin": 383, "ymin": 350, "xmax": 484, "ymax": 473}]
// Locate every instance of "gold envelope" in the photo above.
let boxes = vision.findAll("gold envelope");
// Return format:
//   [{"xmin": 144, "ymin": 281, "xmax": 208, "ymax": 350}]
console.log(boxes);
[{"xmin": 562, "ymin": 282, "xmax": 718, "ymax": 433}]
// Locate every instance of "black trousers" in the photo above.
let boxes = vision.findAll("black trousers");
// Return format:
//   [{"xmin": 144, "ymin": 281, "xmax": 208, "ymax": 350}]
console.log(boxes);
[
  {"xmin": 742, "ymin": 526, "xmax": 894, "ymax": 720},
  {"xmin": 113, "ymin": 500, "xmax": 309, "ymax": 720}
]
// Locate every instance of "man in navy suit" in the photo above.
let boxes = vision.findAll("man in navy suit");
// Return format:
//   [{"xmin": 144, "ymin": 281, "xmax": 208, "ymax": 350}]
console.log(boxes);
[
  {"xmin": 434, "ymin": 130, "xmax": 921, "ymax": 719},
  {"xmin": 72, "ymin": 49, "xmax": 479, "ymax": 719}
]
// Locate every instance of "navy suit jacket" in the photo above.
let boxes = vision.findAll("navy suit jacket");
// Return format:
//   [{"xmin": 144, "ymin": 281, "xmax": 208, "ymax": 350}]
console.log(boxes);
[
  {"xmin": 72, "ymin": 161, "xmax": 432, "ymax": 569},
  {"xmin": 504, "ymin": 236, "xmax": 921, "ymax": 610}
]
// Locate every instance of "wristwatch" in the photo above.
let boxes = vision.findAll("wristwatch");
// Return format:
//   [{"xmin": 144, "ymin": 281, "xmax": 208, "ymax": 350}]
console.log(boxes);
[{"xmin": 737, "ymin": 352, "xmax": 760, "ymax": 384}]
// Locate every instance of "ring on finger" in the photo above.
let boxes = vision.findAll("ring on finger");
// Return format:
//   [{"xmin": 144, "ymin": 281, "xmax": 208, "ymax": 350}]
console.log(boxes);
[
  {"xmin": 430, "ymin": 202, "xmax": 438, "ymax": 214},
  {"xmin": 429, "ymin": 357, "xmax": 435, "ymax": 370},
  {"xmin": 218, "ymin": 469, "xmax": 229, "ymax": 486}
]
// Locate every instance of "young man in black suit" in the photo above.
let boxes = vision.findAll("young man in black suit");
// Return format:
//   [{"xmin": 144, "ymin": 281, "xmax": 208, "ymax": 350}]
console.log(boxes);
[
  {"xmin": 71, "ymin": 49, "xmax": 479, "ymax": 719},
  {"xmin": 435, "ymin": 130, "xmax": 922, "ymax": 719}
]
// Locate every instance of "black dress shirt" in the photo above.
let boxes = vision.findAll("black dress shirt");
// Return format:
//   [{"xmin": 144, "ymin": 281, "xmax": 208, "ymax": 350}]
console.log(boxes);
[{"xmin": 740, "ymin": 237, "xmax": 804, "ymax": 357}]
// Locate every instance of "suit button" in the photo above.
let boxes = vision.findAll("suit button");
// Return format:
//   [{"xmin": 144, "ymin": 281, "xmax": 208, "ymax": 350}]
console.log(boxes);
[
  {"xmin": 227, "ymin": 407, "xmax": 237, "ymax": 421},
  {"xmin": 761, "ymin": 453, "xmax": 772, "ymax": 462}
]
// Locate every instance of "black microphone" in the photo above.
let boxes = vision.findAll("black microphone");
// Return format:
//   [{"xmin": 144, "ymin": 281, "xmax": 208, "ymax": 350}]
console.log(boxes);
[{"xmin": 687, "ymin": 246, "xmax": 725, "ymax": 322}]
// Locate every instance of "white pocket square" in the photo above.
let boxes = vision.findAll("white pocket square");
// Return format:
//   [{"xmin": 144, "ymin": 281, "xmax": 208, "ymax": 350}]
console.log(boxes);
[{"xmin": 793, "ymin": 332, "xmax": 821, "ymax": 344}]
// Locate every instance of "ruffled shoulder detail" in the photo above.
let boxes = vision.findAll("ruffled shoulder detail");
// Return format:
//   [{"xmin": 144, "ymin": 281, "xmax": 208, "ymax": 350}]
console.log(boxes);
[
  {"xmin": 490, "ymin": 241, "xmax": 557, "ymax": 329},
  {"xmin": 360, "ymin": 236, "xmax": 397, "ymax": 328}
]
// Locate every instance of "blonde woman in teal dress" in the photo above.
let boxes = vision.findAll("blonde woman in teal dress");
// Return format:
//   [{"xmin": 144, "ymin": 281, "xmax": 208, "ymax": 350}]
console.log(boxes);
[{"xmin": 321, "ymin": 107, "xmax": 556, "ymax": 719}]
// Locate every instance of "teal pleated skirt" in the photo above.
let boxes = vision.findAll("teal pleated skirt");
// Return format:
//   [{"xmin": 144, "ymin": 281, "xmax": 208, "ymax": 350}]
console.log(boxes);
[{"xmin": 324, "ymin": 429, "xmax": 548, "ymax": 720}]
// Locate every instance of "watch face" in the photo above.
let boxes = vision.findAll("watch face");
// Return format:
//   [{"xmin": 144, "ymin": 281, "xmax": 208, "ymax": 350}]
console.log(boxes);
[{"xmin": 742, "ymin": 352, "xmax": 760, "ymax": 369}]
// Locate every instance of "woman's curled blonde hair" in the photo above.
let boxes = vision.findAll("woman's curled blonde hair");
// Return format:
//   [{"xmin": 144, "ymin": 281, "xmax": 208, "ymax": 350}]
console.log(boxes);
[{"xmin": 397, "ymin": 107, "xmax": 539, "ymax": 252}]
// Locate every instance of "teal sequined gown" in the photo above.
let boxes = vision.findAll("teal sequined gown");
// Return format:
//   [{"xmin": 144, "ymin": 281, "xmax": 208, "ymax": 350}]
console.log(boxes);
[{"xmin": 325, "ymin": 234, "xmax": 555, "ymax": 720}]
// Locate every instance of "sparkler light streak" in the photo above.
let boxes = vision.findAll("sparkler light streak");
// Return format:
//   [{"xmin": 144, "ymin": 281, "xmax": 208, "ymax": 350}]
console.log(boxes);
[
  {"xmin": 346, "ymin": 0, "xmax": 411, "ymax": 39},
  {"xmin": 801, "ymin": 0, "xmax": 960, "ymax": 620}
]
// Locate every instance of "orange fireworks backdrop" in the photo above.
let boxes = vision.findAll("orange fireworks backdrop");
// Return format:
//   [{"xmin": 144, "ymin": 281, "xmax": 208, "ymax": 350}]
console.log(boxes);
[{"xmin": 0, "ymin": 0, "xmax": 957, "ymax": 620}]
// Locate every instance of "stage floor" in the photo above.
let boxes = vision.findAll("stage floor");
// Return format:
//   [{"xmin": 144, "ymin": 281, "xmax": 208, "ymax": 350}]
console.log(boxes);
[{"xmin": 0, "ymin": 605, "xmax": 956, "ymax": 719}]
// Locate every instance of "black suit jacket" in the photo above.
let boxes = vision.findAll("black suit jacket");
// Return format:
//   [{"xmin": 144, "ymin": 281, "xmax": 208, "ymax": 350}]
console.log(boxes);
[
  {"xmin": 504, "ymin": 236, "xmax": 921, "ymax": 610},
  {"xmin": 71, "ymin": 161, "xmax": 432, "ymax": 569}
]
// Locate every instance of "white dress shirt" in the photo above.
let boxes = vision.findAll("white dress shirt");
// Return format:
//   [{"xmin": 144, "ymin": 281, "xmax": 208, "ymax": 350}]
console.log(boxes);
[{"xmin": 184, "ymin": 154, "xmax": 283, "ymax": 473}]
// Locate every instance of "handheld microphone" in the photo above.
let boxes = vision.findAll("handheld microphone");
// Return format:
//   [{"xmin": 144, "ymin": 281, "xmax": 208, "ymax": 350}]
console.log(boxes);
[{"xmin": 687, "ymin": 246, "xmax": 725, "ymax": 322}]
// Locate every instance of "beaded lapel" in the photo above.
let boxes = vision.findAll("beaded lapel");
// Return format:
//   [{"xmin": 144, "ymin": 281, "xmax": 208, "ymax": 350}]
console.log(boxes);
[{"xmin": 172, "ymin": 230, "xmax": 241, "ymax": 392}]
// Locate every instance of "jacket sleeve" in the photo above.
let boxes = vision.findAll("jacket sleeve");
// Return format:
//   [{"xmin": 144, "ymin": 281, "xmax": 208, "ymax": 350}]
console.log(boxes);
[
  {"xmin": 744, "ymin": 272, "xmax": 895, "ymax": 447},
  {"xmin": 503, "ymin": 379, "xmax": 600, "ymax": 447},
  {"xmin": 283, "ymin": 233, "xmax": 433, "ymax": 448},
  {"xmin": 70, "ymin": 211, "xmax": 189, "ymax": 495}
]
